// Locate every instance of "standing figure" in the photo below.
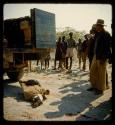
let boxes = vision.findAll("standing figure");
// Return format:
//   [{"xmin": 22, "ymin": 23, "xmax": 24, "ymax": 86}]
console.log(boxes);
[
  {"xmin": 81, "ymin": 34, "xmax": 88, "ymax": 71},
  {"xmin": 61, "ymin": 36, "xmax": 67, "ymax": 68},
  {"xmin": 66, "ymin": 32, "xmax": 76, "ymax": 70},
  {"xmin": 88, "ymin": 19, "xmax": 112, "ymax": 95},
  {"xmin": 53, "ymin": 37, "xmax": 62, "ymax": 69},
  {"xmin": 76, "ymin": 39, "xmax": 82, "ymax": 69},
  {"xmin": 88, "ymin": 24, "xmax": 97, "ymax": 69}
]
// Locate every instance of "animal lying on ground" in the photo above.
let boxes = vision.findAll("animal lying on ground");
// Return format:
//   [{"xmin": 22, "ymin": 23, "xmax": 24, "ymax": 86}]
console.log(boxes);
[{"xmin": 19, "ymin": 80, "xmax": 50, "ymax": 108}]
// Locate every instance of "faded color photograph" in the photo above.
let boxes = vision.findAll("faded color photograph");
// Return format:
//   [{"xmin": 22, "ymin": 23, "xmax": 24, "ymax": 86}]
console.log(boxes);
[{"xmin": 3, "ymin": 4, "xmax": 112, "ymax": 121}]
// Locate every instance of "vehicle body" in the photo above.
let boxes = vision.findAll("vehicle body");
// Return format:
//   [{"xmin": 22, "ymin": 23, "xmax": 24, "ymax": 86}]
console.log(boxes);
[{"xmin": 3, "ymin": 8, "xmax": 56, "ymax": 80}]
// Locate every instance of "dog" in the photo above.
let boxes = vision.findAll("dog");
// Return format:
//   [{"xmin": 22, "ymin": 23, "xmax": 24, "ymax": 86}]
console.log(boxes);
[
  {"xmin": 19, "ymin": 80, "xmax": 50, "ymax": 108},
  {"xmin": 31, "ymin": 94, "xmax": 43, "ymax": 108}
]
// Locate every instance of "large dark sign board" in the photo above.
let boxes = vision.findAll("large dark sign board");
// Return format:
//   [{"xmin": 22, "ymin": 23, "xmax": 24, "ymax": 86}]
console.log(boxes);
[{"xmin": 31, "ymin": 8, "xmax": 56, "ymax": 48}]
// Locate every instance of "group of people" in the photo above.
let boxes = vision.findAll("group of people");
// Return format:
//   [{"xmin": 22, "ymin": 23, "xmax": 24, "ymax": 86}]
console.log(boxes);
[
  {"xmin": 53, "ymin": 32, "xmax": 76, "ymax": 70},
  {"xmin": 54, "ymin": 19, "xmax": 112, "ymax": 95},
  {"xmin": 13, "ymin": 19, "xmax": 113, "ymax": 109},
  {"xmin": 3, "ymin": 18, "xmax": 112, "ymax": 96},
  {"xmin": 53, "ymin": 30, "xmax": 89, "ymax": 71}
]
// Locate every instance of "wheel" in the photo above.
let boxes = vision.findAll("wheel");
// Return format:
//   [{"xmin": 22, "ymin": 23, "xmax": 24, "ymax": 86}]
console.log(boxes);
[{"xmin": 7, "ymin": 68, "xmax": 24, "ymax": 81}]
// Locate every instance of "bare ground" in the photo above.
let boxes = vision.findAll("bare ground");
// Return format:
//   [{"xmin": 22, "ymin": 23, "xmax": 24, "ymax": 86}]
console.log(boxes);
[{"xmin": 3, "ymin": 50, "xmax": 112, "ymax": 121}]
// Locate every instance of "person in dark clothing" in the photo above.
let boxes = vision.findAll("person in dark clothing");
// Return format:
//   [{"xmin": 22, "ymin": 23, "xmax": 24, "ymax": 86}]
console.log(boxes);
[
  {"xmin": 88, "ymin": 19, "xmax": 112, "ymax": 95},
  {"xmin": 61, "ymin": 36, "xmax": 67, "ymax": 68},
  {"xmin": 53, "ymin": 37, "xmax": 63, "ymax": 70},
  {"xmin": 88, "ymin": 24, "xmax": 97, "ymax": 69},
  {"xmin": 108, "ymin": 40, "xmax": 112, "ymax": 83},
  {"xmin": 76, "ymin": 38, "xmax": 82, "ymax": 69},
  {"xmin": 81, "ymin": 34, "xmax": 88, "ymax": 71}
]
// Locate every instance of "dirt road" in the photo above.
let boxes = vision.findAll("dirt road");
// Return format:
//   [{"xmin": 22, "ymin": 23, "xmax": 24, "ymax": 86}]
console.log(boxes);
[{"xmin": 3, "ymin": 52, "xmax": 112, "ymax": 121}]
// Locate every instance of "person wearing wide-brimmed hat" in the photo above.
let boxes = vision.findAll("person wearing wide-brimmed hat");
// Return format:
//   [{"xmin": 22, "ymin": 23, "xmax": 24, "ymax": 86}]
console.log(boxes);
[{"xmin": 87, "ymin": 19, "xmax": 112, "ymax": 95}]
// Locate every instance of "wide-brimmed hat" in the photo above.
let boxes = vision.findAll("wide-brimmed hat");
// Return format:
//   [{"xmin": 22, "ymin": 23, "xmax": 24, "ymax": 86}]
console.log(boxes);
[{"xmin": 95, "ymin": 19, "xmax": 106, "ymax": 26}]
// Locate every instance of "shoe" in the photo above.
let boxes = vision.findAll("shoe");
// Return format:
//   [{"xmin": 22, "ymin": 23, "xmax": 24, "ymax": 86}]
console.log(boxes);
[
  {"xmin": 95, "ymin": 90, "xmax": 103, "ymax": 95},
  {"xmin": 87, "ymin": 87, "xmax": 95, "ymax": 91}
]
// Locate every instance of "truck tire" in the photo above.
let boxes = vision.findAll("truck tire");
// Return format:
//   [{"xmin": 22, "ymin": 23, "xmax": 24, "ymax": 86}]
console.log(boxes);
[{"xmin": 7, "ymin": 69, "xmax": 24, "ymax": 81}]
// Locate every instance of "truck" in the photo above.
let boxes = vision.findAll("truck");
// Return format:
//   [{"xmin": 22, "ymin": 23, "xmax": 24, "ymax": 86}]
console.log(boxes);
[{"xmin": 3, "ymin": 8, "xmax": 56, "ymax": 81}]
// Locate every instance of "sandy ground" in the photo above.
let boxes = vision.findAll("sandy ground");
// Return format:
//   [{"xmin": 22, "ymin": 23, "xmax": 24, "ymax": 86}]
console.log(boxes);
[{"xmin": 3, "ymin": 49, "xmax": 112, "ymax": 121}]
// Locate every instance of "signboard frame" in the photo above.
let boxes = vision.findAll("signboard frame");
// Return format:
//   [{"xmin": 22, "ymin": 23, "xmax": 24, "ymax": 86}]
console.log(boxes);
[{"xmin": 31, "ymin": 8, "xmax": 56, "ymax": 48}]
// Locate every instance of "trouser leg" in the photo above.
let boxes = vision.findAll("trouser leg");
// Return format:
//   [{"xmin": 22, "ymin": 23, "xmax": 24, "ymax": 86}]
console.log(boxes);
[
  {"xmin": 41, "ymin": 61, "xmax": 43, "ymax": 70},
  {"xmin": 59, "ymin": 60, "xmax": 62, "ymax": 68},
  {"xmin": 45, "ymin": 60, "xmax": 47, "ymax": 69},
  {"xmin": 66, "ymin": 57, "xmax": 68, "ymax": 69},
  {"xmin": 36, "ymin": 60, "xmax": 39, "ymax": 66},
  {"xmin": 79, "ymin": 55, "xmax": 81, "ymax": 69},
  {"xmin": 54, "ymin": 60, "xmax": 56, "ymax": 69},
  {"xmin": 83, "ymin": 57, "xmax": 86, "ymax": 70},
  {"xmin": 70, "ymin": 57, "xmax": 72, "ymax": 69},
  {"xmin": 48, "ymin": 60, "xmax": 49, "ymax": 68}
]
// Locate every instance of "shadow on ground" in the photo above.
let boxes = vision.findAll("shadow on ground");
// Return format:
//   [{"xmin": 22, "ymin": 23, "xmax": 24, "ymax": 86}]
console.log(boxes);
[
  {"xmin": 69, "ymin": 70, "xmax": 89, "ymax": 78},
  {"xmin": 44, "ymin": 80, "xmax": 105, "ymax": 120},
  {"xmin": 3, "ymin": 78, "xmax": 24, "ymax": 102},
  {"xmin": 76, "ymin": 99, "xmax": 112, "ymax": 121}
]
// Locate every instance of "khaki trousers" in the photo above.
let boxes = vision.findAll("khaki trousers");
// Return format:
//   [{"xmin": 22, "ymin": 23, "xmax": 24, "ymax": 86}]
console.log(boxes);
[{"xmin": 90, "ymin": 55, "xmax": 107, "ymax": 91}]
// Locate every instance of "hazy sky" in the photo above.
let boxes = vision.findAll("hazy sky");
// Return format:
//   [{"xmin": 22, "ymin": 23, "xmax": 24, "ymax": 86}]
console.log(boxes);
[{"xmin": 3, "ymin": 4, "xmax": 112, "ymax": 34}]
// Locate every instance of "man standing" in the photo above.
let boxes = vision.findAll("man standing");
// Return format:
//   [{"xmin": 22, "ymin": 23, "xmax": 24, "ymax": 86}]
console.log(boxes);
[
  {"xmin": 66, "ymin": 32, "xmax": 76, "ymax": 70},
  {"xmin": 82, "ymin": 35, "xmax": 88, "ymax": 71},
  {"xmin": 88, "ymin": 24, "xmax": 97, "ymax": 69},
  {"xmin": 76, "ymin": 39, "xmax": 82, "ymax": 69},
  {"xmin": 88, "ymin": 19, "xmax": 112, "ymax": 95},
  {"xmin": 53, "ymin": 37, "xmax": 63, "ymax": 69},
  {"xmin": 61, "ymin": 36, "xmax": 67, "ymax": 68}
]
